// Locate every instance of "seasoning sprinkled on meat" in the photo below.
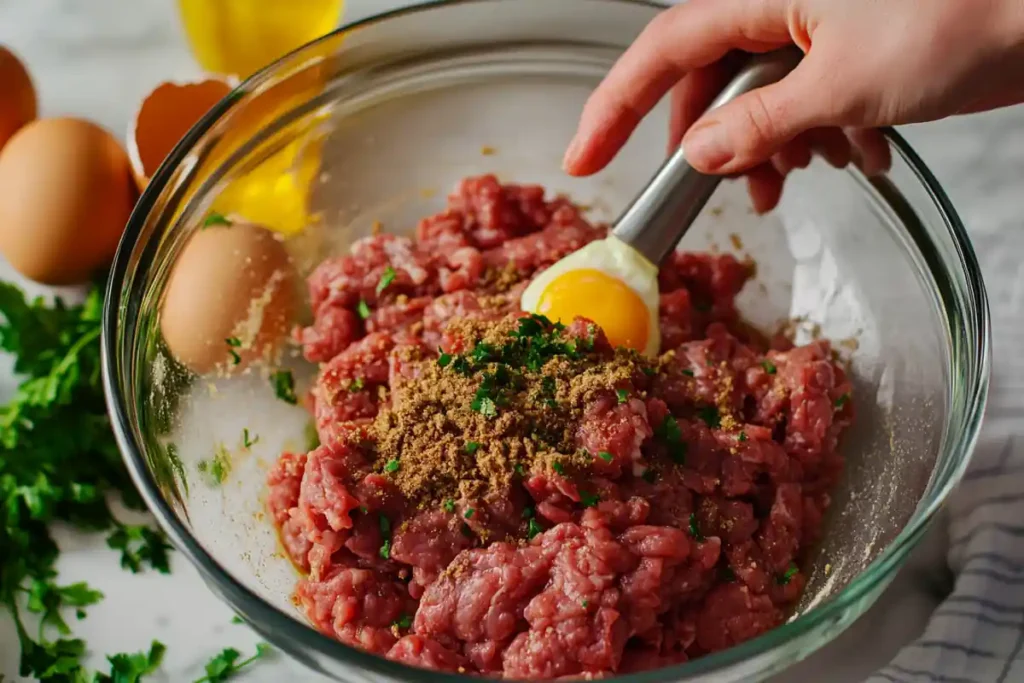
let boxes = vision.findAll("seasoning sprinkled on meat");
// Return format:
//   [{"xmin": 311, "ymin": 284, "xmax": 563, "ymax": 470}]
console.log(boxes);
[{"xmin": 266, "ymin": 176, "xmax": 852, "ymax": 679}]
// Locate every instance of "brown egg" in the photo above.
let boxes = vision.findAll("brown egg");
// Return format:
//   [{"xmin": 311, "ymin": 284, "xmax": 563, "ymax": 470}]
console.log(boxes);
[
  {"xmin": 161, "ymin": 220, "xmax": 297, "ymax": 375},
  {"xmin": 0, "ymin": 46, "xmax": 36, "ymax": 150},
  {"xmin": 0, "ymin": 118, "xmax": 135, "ymax": 285}
]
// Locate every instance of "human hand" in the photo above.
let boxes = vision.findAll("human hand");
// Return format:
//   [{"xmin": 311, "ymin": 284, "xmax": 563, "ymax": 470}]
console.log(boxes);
[{"xmin": 563, "ymin": 0, "xmax": 1024, "ymax": 212}]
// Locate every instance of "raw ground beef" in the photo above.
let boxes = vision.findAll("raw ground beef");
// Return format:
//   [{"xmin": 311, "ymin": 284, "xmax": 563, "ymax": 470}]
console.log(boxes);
[{"xmin": 267, "ymin": 175, "xmax": 853, "ymax": 678}]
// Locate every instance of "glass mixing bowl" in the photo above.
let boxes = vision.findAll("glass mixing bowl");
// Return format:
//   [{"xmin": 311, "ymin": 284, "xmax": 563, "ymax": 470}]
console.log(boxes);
[{"xmin": 101, "ymin": 1, "xmax": 991, "ymax": 680}]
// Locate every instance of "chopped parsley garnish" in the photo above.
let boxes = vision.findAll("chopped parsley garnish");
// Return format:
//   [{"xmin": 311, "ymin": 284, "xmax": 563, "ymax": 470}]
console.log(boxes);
[
  {"xmin": 777, "ymin": 563, "xmax": 799, "ymax": 585},
  {"xmin": 552, "ymin": 461, "xmax": 565, "ymax": 475},
  {"xmin": 582, "ymin": 600, "xmax": 590, "ymax": 608},
  {"xmin": 616, "ymin": 388, "xmax": 629, "ymax": 404},
  {"xmin": 242, "ymin": 428, "xmax": 258, "ymax": 449},
  {"xmin": 392, "ymin": 615, "xmax": 413, "ymax": 630},
  {"xmin": 515, "ymin": 463, "xmax": 526, "ymax": 477},
  {"xmin": 379, "ymin": 515, "xmax": 392, "ymax": 558},
  {"xmin": 642, "ymin": 366, "xmax": 656, "ymax": 377},
  {"xmin": 761, "ymin": 360, "xmax": 777, "ymax": 375},
  {"xmin": 225, "ymin": 336, "xmax": 242, "ymax": 365},
  {"xmin": 688, "ymin": 513, "xmax": 704, "ymax": 541},
  {"xmin": 195, "ymin": 643, "xmax": 270, "ymax": 682},
  {"xmin": 349, "ymin": 376, "xmax": 365, "ymax": 392},
  {"xmin": 655, "ymin": 415, "xmax": 688, "ymax": 464},
  {"xmin": 472, "ymin": 395, "xmax": 498, "ymax": 418},
  {"xmin": 527, "ymin": 518, "xmax": 543, "ymax": 539},
  {"xmin": 376, "ymin": 266, "xmax": 397, "ymax": 295},
  {"xmin": 641, "ymin": 469, "xmax": 657, "ymax": 483},
  {"xmin": 461, "ymin": 523, "xmax": 474, "ymax": 538},
  {"xmin": 835, "ymin": 393, "xmax": 850, "ymax": 408},
  {"xmin": 580, "ymin": 491, "xmax": 600, "ymax": 508},
  {"xmin": 597, "ymin": 451, "xmax": 614, "ymax": 463},
  {"xmin": 438, "ymin": 351, "xmax": 453, "ymax": 367},
  {"xmin": 682, "ymin": 369, "xmax": 695, "ymax": 377},
  {"xmin": 522, "ymin": 506, "xmax": 535, "ymax": 519},
  {"xmin": 270, "ymin": 369, "xmax": 298, "ymax": 404},
  {"xmin": 356, "ymin": 299, "xmax": 371, "ymax": 320},
  {"xmin": 738, "ymin": 431, "xmax": 747, "ymax": 442},
  {"xmin": 464, "ymin": 508, "xmax": 476, "ymax": 519},
  {"xmin": 359, "ymin": 505, "xmax": 369, "ymax": 514},
  {"xmin": 384, "ymin": 458, "xmax": 400, "ymax": 473},
  {"xmin": 198, "ymin": 443, "xmax": 232, "ymax": 485},
  {"xmin": 696, "ymin": 405, "xmax": 721, "ymax": 429},
  {"xmin": 465, "ymin": 441, "xmax": 481, "ymax": 455},
  {"xmin": 443, "ymin": 499, "xmax": 456, "ymax": 513},
  {"xmin": 203, "ymin": 212, "xmax": 231, "ymax": 227}
]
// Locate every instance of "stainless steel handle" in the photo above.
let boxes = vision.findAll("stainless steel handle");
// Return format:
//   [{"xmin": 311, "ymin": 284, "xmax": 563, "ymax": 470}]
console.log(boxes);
[{"xmin": 611, "ymin": 48, "xmax": 803, "ymax": 265}]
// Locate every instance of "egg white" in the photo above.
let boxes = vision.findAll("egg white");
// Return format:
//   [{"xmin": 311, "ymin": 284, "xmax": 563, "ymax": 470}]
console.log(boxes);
[{"xmin": 520, "ymin": 236, "xmax": 661, "ymax": 356}]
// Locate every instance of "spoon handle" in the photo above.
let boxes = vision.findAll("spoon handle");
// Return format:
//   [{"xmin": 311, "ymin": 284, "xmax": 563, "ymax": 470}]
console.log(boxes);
[{"xmin": 611, "ymin": 47, "xmax": 803, "ymax": 265}]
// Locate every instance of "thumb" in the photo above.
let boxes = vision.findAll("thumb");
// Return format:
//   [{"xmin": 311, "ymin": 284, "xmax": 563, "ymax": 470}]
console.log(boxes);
[{"xmin": 682, "ymin": 58, "xmax": 834, "ymax": 174}]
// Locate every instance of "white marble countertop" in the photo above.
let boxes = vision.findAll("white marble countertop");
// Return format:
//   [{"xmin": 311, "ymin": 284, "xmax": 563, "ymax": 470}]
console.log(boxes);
[{"xmin": 1, "ymin": 1, "xmax": 1022, "ymax": 681}]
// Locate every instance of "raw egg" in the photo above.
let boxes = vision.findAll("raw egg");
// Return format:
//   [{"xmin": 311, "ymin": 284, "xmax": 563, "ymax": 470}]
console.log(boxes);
[
  {"xmin": 0, "ymin": 46, "xmax": 36, "ymax": 150},
  {"xmin": 0, "ymin": 117, "xmax": 135, "ymax": 285},
  {"xmin": 520, "ymin": 237, "xmax": 660, "ymax": 356},
  {"xmin": 161, "ymin": 219, "xmax": 297, "ymax": 375}
]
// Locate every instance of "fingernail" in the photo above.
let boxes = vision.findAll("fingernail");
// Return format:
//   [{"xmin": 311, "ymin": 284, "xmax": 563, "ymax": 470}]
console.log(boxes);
[
  {"xmin": 683, "ymin": 120, "xmax": 734, "ymax": 171},
  {"xmin": 562, "ymin": 134, "xmax": 585, "ymax": 172}
]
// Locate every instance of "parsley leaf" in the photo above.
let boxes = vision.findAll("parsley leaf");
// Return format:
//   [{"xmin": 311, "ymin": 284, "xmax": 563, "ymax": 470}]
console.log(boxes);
[
  {"xmin": 527, "ymin": 518, "xmax": 543, "ymax": 539},
  {"xmin": 270, "ymin": 370, "xmax": 298, "ymax": 404},
  {"xmin": 464, "ymin": 508, "xmax": 475, "ymax": 519},
  {"xmin": 597, "ymin": 451, "xmax": 614, "ymax": 463},
  {"xmin": 105, "ymin": 640, "xmax": 166, "ymax": 682},
  {"xmin": 203, "ymin": 212, "xmax": 231, "ymax": 227},
  {"xmin": 194, "ymin": 643, "xmax": 270, "ymax": 682},
  {"xmin": 777, "ymin": 563, "xmax": 799, "ymax": 585},
  {"xmin": 349, "ymin": 376, "xmax": 365, "ymax": 392},
  {"xmin": 580, "ymin": 491, "xmax": 600, "ymax": 508},
  {"xmin": 241, "ymin": 428, "xmax": 258, "ymax": 449},
  {"xmin": 106, "ymin": 524, "xmax": 172, "ymax": 575},
  {"xmin": 376, "ymin": 266, "xmax": 397, "ymax": 295},
  {"xmin": 761, "ymin": 360, "xmax": 777, "ymax": 375},
  {"xmin": 392, "ymin": 615, "xmax": 413, "ymax": 630},
  {"xmin": 835, "ymin": 393, "xmax": 850, "ymax": 408},
  {"xmin": 696, "ymin": 406, "xmax": 720, "ymax": 429},
  {"xmin": 384, "ymin": 458, "xmax": 400, "ymax": 473},
  {"xmin": 224, "ymin": 337, "xmax": 241, "ymax": 365},
  {"xmin": 465, "ymin": 441, "xmax": 481, "ymax": 455},
  {"xmin": 443, "ymin": 499, "xmax": 455, "ymax": 513},
  {"xmin": 688, "ymin": 513, "xmax": 704, "ymax": 541},
  {"xmin": 616, "ymin": 388, "xmax": 628, "ymax": 404},
  {"xmin": 356, "ymin": 300, "xmax": 371, "ymax": 320}
]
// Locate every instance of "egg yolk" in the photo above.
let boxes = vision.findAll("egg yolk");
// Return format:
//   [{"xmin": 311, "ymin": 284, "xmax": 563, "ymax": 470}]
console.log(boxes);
[{"xmin": 535, "ymin": 268, "xmax": 649, "ymax": 352}]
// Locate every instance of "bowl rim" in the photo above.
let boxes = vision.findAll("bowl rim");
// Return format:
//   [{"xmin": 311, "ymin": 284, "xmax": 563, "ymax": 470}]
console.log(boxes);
[{"xmin": 102, "ymin": 0, "xmax": 992, "ymax": 680}]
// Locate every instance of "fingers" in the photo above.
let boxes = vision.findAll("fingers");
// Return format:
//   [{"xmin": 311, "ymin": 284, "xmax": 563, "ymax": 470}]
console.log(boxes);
[
  {"xmin": 845, "ymin": 127, "xmax": 891, "ymax": 176},
  {"xmin": 564, "ymin": 0, "xmax": 791, "ymax": 176},
  {"xmin": 682, "ymin": 58, "xmax": 842, "ymax": 174},
  {"xmin": 667, "ymin": 63, "xmax": 739, "ymax": 154},
  {"xmin": 745, "ymin": 127, "xmax": 891, "ymax": 214}
]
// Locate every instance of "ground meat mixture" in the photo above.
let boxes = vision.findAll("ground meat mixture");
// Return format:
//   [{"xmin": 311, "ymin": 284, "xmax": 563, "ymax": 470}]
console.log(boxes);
[{"xmin": 267, "ymin": 175, "xmax": 853, "ymax": 679}]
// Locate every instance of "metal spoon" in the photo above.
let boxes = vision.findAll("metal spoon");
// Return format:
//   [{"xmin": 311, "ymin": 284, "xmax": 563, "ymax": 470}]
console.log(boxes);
[{"xmin": 611, "ymin": 48, "xmax": 803, "ymax": 265}]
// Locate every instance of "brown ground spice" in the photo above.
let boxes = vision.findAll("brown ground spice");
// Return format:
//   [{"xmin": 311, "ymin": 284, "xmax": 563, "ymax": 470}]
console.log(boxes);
[{"xmin": 352, "ymin": 315, "xmax": 653, "ymax": 509}]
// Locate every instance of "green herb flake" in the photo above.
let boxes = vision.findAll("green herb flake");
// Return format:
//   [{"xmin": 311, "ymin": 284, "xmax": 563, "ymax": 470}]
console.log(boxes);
[
  {"xmin": 527, "ymin": 518, "xmax": 543, "ymax": 539},
  {"xmin": 464, "ymin": 508, "xmax": 476, "ymax": 519},
  {"xmin": 552, "ymin": 461, "xmax": 565, "ymax": 475},
  {"xmin": 642, "ymin": 366, "xmax": 656, "ymax": 377},
  {"xmin": 461, "ymin": 523, "xmax": 474, "ymax": 538},
  {"xmin": 392, "ymin": 615, "xmax": 413, "ymax": 630},
  {"xmin": 242, "ymin": 428, "xmax": 258, "ymax": 449},
  {"xmin": 582, "ymin": 600, "xmax": 590, "ymax": 608},
  {"xmin": 443, "ymin": 499, "xmax": 456, "ymax": 513},
  {"xmin": 641, "ymin": 469, "xmax": 657, "ymax": 484},
  {"xmin": 761, "ymin": 360, "xmax": 777, "ymax": 375},
  {"xmin": 738, "ymin": 431, "xmax": 747, "ymax": 442},
  {"xmin": 225, "ymin": 337, "xmax": 242, "ymax": 365},
  {"xmin": 472, "ymin": 395, "xmax": 498, "ymax": 418},
  {"xmin": 696, "ymin": 405, "xmax": 720, "ymax": 429},
  {"xmin": 835, "ymin": 393, "xmax": 850, "ymax": 408},
  {"xmin": 597, "ymin": 451, "xmax": 614, "ymax": 463},
  {"xmin": 376, "ymin": 266, "xmax": 397, "ymax": 295},
  {"xmin": 356, "ymin": 300, "xmax": 372, "ymax": 320},
  {"xmin": 271, "ymin": 369, "xmax": 298, "ymax": 404},
  {"xmin": 522, "ymin": 506, "xmax": 535, "ymax": 519},
  {"xmin": 465, "ymin": 441, "xmax": 481, "ymax": 455},
  {"xmin": 384, "ymin": 458, "xmax": 400, "ymax": 473},
  {"xmin": 777, "ymin": 563, "xmax": 799, "ymax": 585},
  {"xmin": 199, "ymin": 443, "xmax": 232, "ymax": 485},
  {"xmin": 203, "ymin": 212, "xmax": 231, "ymax": 227},
  {"xmin": 196, "ymin": 643, "xmax": 270, "ymax": 682},
  {"xmin": 580, "ymin": 491, "xmax": 600, "ymax": 508},
  {"xmin": 688, "ymin": 513, "xmax": 704, "ymax": 541},
  {"xmin": 616, "ymin": 388, "xmax": 629, "ymax": 404},
  {"xmin": 515, "ymin": 463, "xmax": 526, "ymax": 477},
  {"xmin": 379, "ymin": 539, "xmax": 391, "ymax": 560},
  {"xmin": 349, "ymin": 376, "xmax": 365, "ymax": 392},
  {"xmin": 438, "ymin": 351, "xmax": 453, "ymax": 368},
  {"xmin": 682, "ymin": 369, "xmax": 695, "ymax": 377}
]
